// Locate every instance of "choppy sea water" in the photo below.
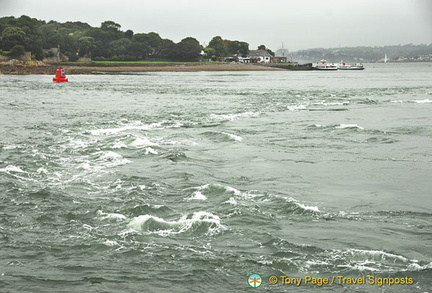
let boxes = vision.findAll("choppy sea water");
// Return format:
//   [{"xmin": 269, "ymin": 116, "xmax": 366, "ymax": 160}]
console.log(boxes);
[{"xmin": 1, "ymin": 63, "xmax": 432, "ymax": 292}]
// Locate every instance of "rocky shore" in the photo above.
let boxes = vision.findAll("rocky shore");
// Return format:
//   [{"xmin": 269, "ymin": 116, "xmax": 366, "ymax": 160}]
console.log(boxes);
[
  {"xmin": 0, "ymin": 60, "xmax": 55, "ymax": 74},
  {"xmin": 0, "ymin": 60, "xmax": 282, "ymax": 75}
]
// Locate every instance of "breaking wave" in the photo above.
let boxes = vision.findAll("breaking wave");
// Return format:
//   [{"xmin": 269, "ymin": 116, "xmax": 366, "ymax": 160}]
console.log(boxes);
[{"xmin": 128, "ymin": 211, "xmax": 225, "ymax": 236}]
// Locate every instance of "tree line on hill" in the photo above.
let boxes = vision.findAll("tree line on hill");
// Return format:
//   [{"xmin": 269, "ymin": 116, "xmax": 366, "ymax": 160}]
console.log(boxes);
[
  {"xmin": 0, "ymin": 15, "xmax": 256, "ymax": 62},
  {"xmin": 283, "ymin": 44, "xmax": 432, "ymax": 63}
]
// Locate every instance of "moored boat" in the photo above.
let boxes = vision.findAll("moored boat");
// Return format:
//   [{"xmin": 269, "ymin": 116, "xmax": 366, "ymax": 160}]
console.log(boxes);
[
  {"xmin": 313, "ymin": 60, "xmax": 338, "ymax": 70},
  {"xmin": 338, "ymin": 62, "xmax": 365, "ymax": 70}
]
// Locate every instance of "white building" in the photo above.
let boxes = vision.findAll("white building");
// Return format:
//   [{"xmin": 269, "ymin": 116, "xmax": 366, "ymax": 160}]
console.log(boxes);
[{"xmin": 245, "ymin": 50, "xmax": 272, "ymax": 63}]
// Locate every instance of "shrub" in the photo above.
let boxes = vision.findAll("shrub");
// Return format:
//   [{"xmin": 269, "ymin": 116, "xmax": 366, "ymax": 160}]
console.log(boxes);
[{"xmin": 9, "ymin": 45, "xmax": 25, "ymax": 58}]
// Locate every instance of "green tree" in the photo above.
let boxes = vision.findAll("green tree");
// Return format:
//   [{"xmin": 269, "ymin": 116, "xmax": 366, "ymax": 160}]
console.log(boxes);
[
  {"xmin": 1, "ymin": 26, "xmax": 28, "ymax": 50},
  {"xmin": 85, "ymin": 27, "xmax": 114, "ymax": 57},
  {"xmin": 208, "ymin": 36, "xmax": 227, "ymax": 58},
  {"xmin": 174, "ymin": 37, "xmax": 201, "ymax": 61},
  {"xmin": 0, "ymin": 16, "xmax": 15, "ymax": 34},
  {"xmin": 110, "ymin": 38, "xmax": 132, "ymax": 56},
  {"xmin": 145, "ymin": 32, "xmax": 163, "ymax": 56},
  {"xmin": 57, "ymin": 21, "xmax": 91, "ymax": 34},
  {"xmin": 226, "ymin": 40, "xmax": 249, "ymax": 57},
  {"xmin": 124, "ymin": 29, "xmax": 134, "ymax": 39},
  {"xmin": 15, "ymin": 15, "xmax": 44, "ymax": 59},
  {"xmin": 40, "ymin": 23, "xmax": 60, "ymax": 47},
  {"xmin": 203, "ymin": 47, "xmax": 216, "ymax": 60},
  {"xmin": 76, "ymin": 36, "xmax": 95, "ymax": 57},
  {"xmin": 101, "ymin": 20, "xmax": 121, "ymax": 32},
  {"xmin": 131, "ymin": 33, "xmax": 152, "ymax": 59},
  {"xmin": 159, "ymin": 39, "xmax": 176, "ymax": 60},
  {"xmin": 131, "ymin": 32, "xmax": 163, "ymax": 58}
]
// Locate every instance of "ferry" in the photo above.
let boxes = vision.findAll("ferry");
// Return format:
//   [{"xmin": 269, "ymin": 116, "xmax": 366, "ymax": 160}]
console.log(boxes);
[{"xmin": 313, "ymin": 60, "xmax": 338, "ymax": 70}]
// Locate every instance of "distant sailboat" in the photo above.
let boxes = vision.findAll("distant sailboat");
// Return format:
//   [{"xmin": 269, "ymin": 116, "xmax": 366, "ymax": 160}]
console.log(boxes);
[{"xmin": 384, "ymin": 54, "xmax": 388, "ymax": 63}]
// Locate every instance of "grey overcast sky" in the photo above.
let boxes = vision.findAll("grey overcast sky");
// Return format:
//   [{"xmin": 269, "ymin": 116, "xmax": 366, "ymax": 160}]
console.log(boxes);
[{"xmin": 2, "ymin": 0, "xmax": 432, "ymax": 51}]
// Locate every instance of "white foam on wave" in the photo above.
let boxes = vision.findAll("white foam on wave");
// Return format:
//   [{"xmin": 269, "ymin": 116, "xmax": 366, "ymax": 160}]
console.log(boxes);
[
  {"xmin": 335, "ymin": 124, "xmax": 364, "ymax": 130},
  {"xmin": 189, "ymin": 183, "xmax": 242, "ymax": 196},
  {"xmin": 183, "ymin": 184, "xmax": 241, "ymax": 202},
  {"xmin": 167, "ymin": 121, "xmax": 184, "ymax": 128},
  {"xmin": 65, "ymin": 138, "xmax": 90, "ymax": 150},
  {"xmin": 407, "ymin": 261, "xmax": 432, "ymax": 271},
  {"xmin": 112, "ymin": 141, "xmax": 128, "ymax": 149},
  {"xmin": 316, "ymin": 248, "xmax": 423, "ymax": 273},
  {"xmin": 185, "ymin": 191, "xmax": 208, "ymax": 201},
  {"xmin": 224, "ymin": 197, "xmax": 238, "ymax": 205},
  {"xmin": 287, "ymin": 104, "xmax": 308, "ymax": 111},
  {"xmin": 130, "ymin": 137, "xmax": 159, "ymax": 147},
  {"xmin": 284, "ymin": 196, "xmax": 320, "ymax": 213},
  {"xmin": 128, "ymin": 211, "xmax": 225, "ymax": 236},
  {"xmin": 103, "ymin": 240, "xmax": 119, "ymax": 246},
  {"xmin": 112, "ymin": 134, "xmax": 160, "ymax": 150},
  {"xmin": 0, "ymin": 165, "xmax": 26, "ymax": 173},
  {"xmin": 346, "ymin": 249, "xmax": 408, "ymax": 263},
  {"xmin": 296, "ymin": 202, "xmax": 320, "ymax": 213},
  {"xmin": 81, "ymin": 162, "xmax": 91, "ymax": 170},
  {"xmin": 272, "ymin": 194, "xmax": 321, "ymax": 214},
  {"xmin": 100, "ymin": 151, "xmax": 131, "ymax": 166},
  {"xmin": 82, "ymin": 224, "xmax": 93, "ymax": 230},
  {"xmin": 89, "ymin": 121, "xmax": 164, "ymax": 135},
  {"xmin": 2, "ymin": 145, "xmax": 20, "ymax": 150},
  {"xmin": 36, "ymin": 167, "xmax": 48, "ymax": 174},
  {"xmin": 221, "ymin": 132, "xmax": 243, "ymax": 142},
  {"xmin": 238, "ymin": 191, "xmax": 266, "ymax": 199},
  {"xmin": 162, "ymin": 139, "xmax": 198, "ymax": 146},
  {"xmin": 144, "ymin": 147, "xmax": 159, "ymax": 155},
  {"xmin": 225, "ymin": 186, "xmax": 242, "ymax": 196},
  {"xmin": 413, "ymin": 99, "xmax": 432, "ymax": 104},
  {"xmin": 101, "ymin": 151, "xmax": 123, "ymax": 160},
  {"xmin": 209, "ymin": 111, "xmax": 260, "ymax": 121},
  {"xmin": 299, "ymin": 247, "xmax": 427, "ymax": 274},
  {"xmin": 347, "ymin": 249, "xmax": 409, "ymax": 262},
  {"xmin": 312, "ymin": 100, "xmax": 350, "ymax": 106},
  {"xmin": 310, "ymin": 124, "xmax": 325, "ymax": 128},
  {"xmin": 80, "ymin": 151, "xmax": 131, "ymax": 172},
  {"xmin": 391, "ymin": 99, "xmax": 432, "ymax": 104},
  {"xmin": 97, "ymin": 210, "xmax": 127, "ymax": 221},
  {"xmin": 338, "ymin": 263, "xmax": 380, "ymax": 272}
]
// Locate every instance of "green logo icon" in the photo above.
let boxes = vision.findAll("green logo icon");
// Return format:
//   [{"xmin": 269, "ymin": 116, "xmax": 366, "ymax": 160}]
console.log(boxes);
[{"xmin": 248, "ymin": 273, "xmax": 262, "ymax": 288}]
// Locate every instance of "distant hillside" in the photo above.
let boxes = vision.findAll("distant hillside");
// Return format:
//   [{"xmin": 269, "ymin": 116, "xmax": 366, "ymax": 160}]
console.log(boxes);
[{"xmin": 276, "ymin": 44, "xmax": 432, "ymax": 63}]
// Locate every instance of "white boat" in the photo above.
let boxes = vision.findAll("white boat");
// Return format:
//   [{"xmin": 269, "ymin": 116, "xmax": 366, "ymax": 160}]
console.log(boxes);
[{"xmin": 313, "ymin": 60, "xmax": 338, "ymax": 70}]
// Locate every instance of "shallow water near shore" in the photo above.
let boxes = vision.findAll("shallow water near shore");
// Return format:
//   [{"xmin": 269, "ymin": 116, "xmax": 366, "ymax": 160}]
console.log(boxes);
[{"xmin": 1, "ymin": 63, "xmax": 432, "ymax": 292}]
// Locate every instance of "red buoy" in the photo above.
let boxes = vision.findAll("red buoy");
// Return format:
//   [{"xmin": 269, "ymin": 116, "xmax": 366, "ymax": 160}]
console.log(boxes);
[{"xmin": 53, "ymin": 67, "xmax": 68, "ymax": 82}]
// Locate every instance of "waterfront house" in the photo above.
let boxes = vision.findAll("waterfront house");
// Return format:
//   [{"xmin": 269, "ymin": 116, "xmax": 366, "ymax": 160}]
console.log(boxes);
[{"xmin": 246, "ymin": 50, "xmax": 272, "ymax": 63}]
